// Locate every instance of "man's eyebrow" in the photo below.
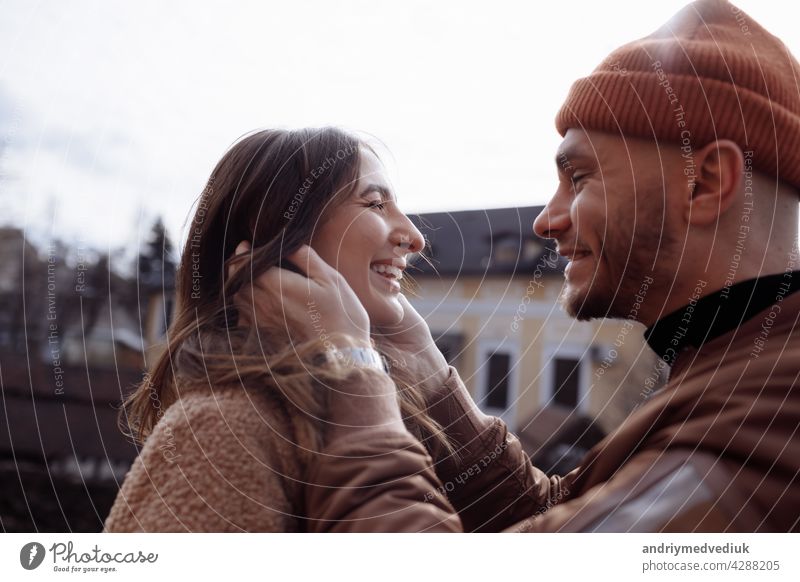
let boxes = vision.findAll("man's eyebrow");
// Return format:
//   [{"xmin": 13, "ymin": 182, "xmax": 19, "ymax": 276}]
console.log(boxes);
[{"xmin": 554, "ymin": 146, "xmax": 594, "ymax": 173}]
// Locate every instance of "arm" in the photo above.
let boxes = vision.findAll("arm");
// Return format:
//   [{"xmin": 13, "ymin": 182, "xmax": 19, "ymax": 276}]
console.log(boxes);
[
  {"xmin": 373, "ymin": 296, "xmax": 568, "ymax": 531},
  {"xmin": 504, "ymin": 450, "xmax": 734, "ymax": 532},
  {"xmin": 426, "ymin": 366, "xmax": 570, "ymax": 531},
  {"xmin": 304, "ymin": 428, "xmax": 462, "ymax": 532},
  {"xmin": 302, "ymin": 367, "xmax": 569, "ymax": 532},
  {"xmin": 305, "ymin": 368, "xmax": 463, "ymax": 532}
]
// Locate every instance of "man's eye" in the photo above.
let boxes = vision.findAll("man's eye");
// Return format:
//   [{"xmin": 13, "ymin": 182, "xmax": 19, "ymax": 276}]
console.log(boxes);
[{"xmin": 571, "ymin": 174, "xmax": 588, "ymax": 189}]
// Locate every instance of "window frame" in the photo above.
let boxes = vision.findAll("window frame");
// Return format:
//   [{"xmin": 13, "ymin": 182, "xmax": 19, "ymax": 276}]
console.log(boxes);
[
  {"xmin": 476, "ymin": 338, "xmax": 520, "ymax": 431},
  {"xmin": 539, "ymin": 343, "xmax": 591, "ymax": 414}
]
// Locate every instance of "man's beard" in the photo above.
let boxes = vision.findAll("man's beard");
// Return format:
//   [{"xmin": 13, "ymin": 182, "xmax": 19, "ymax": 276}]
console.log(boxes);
[{"xmin": 560, "ymin": 198, "xmax": 675, "ymax": 322}]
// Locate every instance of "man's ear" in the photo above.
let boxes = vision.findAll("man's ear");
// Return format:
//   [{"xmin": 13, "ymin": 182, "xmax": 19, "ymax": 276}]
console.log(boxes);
[
  {"xmin": 686, "ymin": 139, "xmax": 744, "ymax": 226},
  {"xmin": 227, "ymin": 240, "xmax": 252, "ymax": 281}
]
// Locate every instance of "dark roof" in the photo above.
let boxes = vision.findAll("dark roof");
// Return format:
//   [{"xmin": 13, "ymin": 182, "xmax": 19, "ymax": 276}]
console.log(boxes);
[{"xmin": 407, "ymin": 206, "xmax": 566, "ymax": 277}]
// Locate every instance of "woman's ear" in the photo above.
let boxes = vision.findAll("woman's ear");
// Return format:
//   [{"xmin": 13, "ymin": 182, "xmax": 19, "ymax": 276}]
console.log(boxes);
[{"xmin": 227, "ymin": 240, "xmax": 252, "ymax": 281}]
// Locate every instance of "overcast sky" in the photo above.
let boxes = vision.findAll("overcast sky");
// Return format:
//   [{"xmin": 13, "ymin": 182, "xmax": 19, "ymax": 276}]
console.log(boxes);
[{"xmin": 1, "ymin": 0, "xmax": 797, "ymax": 257}]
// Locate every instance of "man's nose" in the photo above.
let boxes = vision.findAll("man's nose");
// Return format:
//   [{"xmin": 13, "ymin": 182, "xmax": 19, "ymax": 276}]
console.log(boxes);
[{"xmin": 533, "ymin": 191, "xmax": 571, "ymax": 240}]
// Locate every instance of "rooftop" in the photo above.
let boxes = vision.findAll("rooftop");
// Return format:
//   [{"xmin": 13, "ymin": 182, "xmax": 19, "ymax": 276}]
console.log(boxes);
[{"xmin": 408, "ymin": 205, "xmax": 565, "ymax": 277}]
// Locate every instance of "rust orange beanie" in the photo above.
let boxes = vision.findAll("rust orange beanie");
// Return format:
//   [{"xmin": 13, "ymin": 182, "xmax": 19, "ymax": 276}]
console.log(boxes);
[{"xmin": 556, "ymin": 0, "xmax": 800, "ymax": 188}]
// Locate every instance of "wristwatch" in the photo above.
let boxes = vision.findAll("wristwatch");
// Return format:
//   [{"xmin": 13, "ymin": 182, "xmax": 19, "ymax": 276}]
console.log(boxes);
[{"xmin": 334, "ymin": 346, "xmax": 389, "ymax": 373}]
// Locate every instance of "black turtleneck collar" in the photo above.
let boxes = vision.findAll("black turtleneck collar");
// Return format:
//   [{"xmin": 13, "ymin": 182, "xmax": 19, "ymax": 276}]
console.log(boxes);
[{"xmin": 644, "ymin": 271, "xmax": 800, "ymax": 365}]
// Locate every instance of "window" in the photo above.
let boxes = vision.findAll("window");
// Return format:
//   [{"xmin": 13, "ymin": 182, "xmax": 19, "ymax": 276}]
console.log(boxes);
[
  {"xmin": 489, "ymin": 234, "xmax": 543, "ymax": 269},
  {"xmin": 164, "ymin": 297, "xmax": 174, "ymax": 330},
  {"xmin": 552, "ymin": 357, "xmax": 580, "ymax": 409},
  {"xmin": 154, "ymin": 294, "xmax": 175, "ymax": 338},
  {"xmin": 477, "ymin": 340, "xmax": 519, "ymax": 430},
  {"xmin": 540, "ymin": 345, "xmax": 589, "ymax": 414},
  {"xmin": 486, "ymin": 352, "xmax": 511, "ymax": 409},
  {"xmin": 489, "ymin": 233, "xmax": 521, "ymax": 268}
]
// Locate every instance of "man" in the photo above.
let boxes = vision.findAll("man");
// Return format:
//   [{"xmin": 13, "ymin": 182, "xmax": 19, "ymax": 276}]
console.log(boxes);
[{"xmin": 304, "ymin": 0, "xmax": 800, "ymax": 532}]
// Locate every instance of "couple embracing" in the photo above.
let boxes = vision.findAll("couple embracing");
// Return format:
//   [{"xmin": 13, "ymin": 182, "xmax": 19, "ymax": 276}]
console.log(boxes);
[{"xmin": 106, "ymin": 0, "xmax": 800, "ymax": 533}]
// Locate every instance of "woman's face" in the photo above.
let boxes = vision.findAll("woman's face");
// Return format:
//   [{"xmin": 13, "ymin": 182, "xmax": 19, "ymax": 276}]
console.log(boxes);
[{"xmin": 311, "ymin": 149, "xmax": 425, "ymax": 327}]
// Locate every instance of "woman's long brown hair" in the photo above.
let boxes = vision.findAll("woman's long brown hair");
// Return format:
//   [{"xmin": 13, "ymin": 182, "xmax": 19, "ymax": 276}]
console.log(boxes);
[{"xmin": 120, "ymin": 127, "xmax": 452, "ymax": 459}]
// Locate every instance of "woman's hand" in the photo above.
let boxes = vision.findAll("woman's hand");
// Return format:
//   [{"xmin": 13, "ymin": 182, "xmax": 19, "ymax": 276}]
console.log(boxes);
[
  {"xmin": 230, "ymin": 241, "xmax": 406, "ymax": 440},
  {"xmin": 231, "ymin": 241, "xmax": 371, "ymax": 348},
  {"xmin": 373, "ymin": 294, "xmax": 451, "ymax": 400}
]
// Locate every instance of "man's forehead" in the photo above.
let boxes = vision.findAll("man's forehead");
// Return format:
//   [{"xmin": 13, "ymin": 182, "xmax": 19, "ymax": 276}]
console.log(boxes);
[
  {"xmin": 555, "ymin": 129, "xmax": 596, "ymax": 166},
  {"xmin": 555, "ymin": 129, "xmax": 638, "ymax": 165}
]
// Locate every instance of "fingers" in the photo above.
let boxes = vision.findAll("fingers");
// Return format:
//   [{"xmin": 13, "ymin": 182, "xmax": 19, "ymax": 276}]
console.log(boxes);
[
  {"xmin": 227, "ymin": 240, "xmax": 252, "ymax": 280},
  {"xmin": 283, "ymin": 244, "xmax": 338, "ymax": 283}
]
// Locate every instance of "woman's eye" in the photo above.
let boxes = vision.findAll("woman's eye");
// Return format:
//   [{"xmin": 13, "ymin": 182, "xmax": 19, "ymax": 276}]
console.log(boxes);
[{"xmin": 367, "ymin": 199, "xmax": 387, "ymax": 210}]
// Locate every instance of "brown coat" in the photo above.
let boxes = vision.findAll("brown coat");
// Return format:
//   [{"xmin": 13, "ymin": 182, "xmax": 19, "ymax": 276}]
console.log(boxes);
[
  {"xmin": 104, "ymin": 385, "xmax": 310, "ymax": 532},
  {"xmin": 106, "ymin": 293, "xmax": 800, "ymax": 532},
  {"xmin": 104, "ymin": 376, "xmax": 459, "ymax": 532},
  {"xmin": 304, "ymin": 292, "xmax": 800, "ymax": 532}
]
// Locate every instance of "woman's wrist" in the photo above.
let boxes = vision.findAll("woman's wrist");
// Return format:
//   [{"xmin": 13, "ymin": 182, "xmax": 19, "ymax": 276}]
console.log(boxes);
[
  {"xmin": 324, "ymin": 367, "xmax": 406, "ymax": 443},
  {"xmin": 309, "ymin": 334, "xmax": 388, "ymax": 374},
  {"xmin": 333, "ymin": 346, "xmax": 389, "ymax": 373},
  {"xmin": 329, "ymin": 333, "xmax": 373, "ymax": 350}
]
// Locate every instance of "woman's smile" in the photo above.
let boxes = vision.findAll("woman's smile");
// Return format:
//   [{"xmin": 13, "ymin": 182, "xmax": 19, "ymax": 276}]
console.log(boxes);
[{"xmin": 369, "ymin": 262, "xmax": 402, "ymax": 293}]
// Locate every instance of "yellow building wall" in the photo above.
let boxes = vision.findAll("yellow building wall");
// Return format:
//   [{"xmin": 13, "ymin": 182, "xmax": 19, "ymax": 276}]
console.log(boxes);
[{"xmin": 410, "ymin": 274, "xmax": 665, "ymax": 435}]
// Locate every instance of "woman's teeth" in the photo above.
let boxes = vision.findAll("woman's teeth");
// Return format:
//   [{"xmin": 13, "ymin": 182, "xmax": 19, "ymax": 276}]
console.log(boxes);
[{"xmin": 370, "ymin": 263, "xmax": 403, "ymax": 280}]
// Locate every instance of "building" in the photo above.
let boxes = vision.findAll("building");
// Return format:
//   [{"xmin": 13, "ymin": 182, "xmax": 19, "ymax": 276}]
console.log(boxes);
[
  {"xmin": 0, "ymin": 226, "xmax": 175, "ymax": 531},
  {"xmin": 407, "ymin": 206, "xmax": 666, "ymax": 469}
]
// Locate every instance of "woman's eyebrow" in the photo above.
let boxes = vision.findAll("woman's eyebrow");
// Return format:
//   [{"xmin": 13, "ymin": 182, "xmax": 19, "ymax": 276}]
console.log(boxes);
[{"xmin": 359, "ymin": 183, "xmax": 396, "ymax": 201}]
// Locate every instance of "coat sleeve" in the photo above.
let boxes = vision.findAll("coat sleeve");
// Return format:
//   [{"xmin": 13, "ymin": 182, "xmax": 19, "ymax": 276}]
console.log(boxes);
[
  {"xmin": 425, "ymin": 366, "xmax": 570, "ymax": 531},
  {"xmin": 302, "ymin": 367, "xmax": 570, "ymax": 532},
  {"xmin": 504, "ymin": 450, "xmax": 736, "ymax": 532},
  {"xmin": 303, "ymin": 428, "xmax": 463, "ymax": 532},
  {"xmin": 104, "ymin": 394, "xmax": 295, "ymax": 532}
]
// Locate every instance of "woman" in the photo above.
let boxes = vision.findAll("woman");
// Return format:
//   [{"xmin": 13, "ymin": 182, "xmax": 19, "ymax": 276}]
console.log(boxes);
[{"xmin": 104, "ymin": 127, "xmax": 456, "ymax": 532}]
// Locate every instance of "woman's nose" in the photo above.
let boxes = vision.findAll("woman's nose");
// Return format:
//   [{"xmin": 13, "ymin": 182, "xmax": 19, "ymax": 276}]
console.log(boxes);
[{"xmin": 393, "ymin": 215, "xmax": 425, "ymax": 255}]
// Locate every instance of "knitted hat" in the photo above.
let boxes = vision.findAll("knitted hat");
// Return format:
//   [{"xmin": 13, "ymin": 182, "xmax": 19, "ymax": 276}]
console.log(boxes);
[{"xmin": 555, "ymin": 0, "xmax": 800, "ymax": 188}]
